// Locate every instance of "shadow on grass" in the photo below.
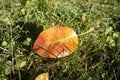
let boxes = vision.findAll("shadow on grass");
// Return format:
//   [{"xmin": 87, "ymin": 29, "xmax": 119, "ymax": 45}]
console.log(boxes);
[
  {"xmin": 16, "ymin": 22, "xmax": 43, "ymax": 42},
  {"xmin": 16, "ymin": 22, "xmax": 43, "ymax": 54},
  {"xmin": 8, "ymin": 22, "xmax": 43, "ymax": 80}
]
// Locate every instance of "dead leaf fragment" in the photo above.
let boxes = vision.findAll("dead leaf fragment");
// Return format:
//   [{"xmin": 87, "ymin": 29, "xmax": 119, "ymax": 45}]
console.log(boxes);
[{"xmin": 35, "ymin": 72, "xmax": 49, "ymax": 80}]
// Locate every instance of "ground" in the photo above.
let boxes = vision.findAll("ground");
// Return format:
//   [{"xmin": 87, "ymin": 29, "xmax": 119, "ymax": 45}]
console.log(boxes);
[{"xmin": 0, "ymin": 0, "xmax": 120, "ymax": 80}]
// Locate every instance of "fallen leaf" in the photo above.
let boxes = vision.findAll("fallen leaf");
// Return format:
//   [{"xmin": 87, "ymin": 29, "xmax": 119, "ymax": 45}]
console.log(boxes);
[
  {"xmin": 33, "ymin": 26, "xmax": 78, "ymax": 58},
  {"xmin": 35, "ymin": 72, "xmax": 49, "ymax": 80}
]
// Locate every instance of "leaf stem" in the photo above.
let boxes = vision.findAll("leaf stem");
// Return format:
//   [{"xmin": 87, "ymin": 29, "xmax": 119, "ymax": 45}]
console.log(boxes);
[{"xmin": 77, "ymin": 28, "xmax": 94, "ymax": 36}]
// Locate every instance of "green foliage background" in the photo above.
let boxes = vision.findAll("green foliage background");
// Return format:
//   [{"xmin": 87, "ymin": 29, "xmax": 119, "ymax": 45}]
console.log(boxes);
[{"xmin": 0, "ymin": 0, "xmax": 120, "ymax": 80}]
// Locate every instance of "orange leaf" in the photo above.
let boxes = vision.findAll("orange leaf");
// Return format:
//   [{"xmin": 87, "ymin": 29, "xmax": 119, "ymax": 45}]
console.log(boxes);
[{"xmin": 33, "ymin": 26, "xmax": 78, "ymax": 58}]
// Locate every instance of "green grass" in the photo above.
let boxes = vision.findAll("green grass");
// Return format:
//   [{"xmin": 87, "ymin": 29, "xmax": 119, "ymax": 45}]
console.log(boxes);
[{"xmin": 0, "ymin": 0, "xmax": 120, "ymax": 80}]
